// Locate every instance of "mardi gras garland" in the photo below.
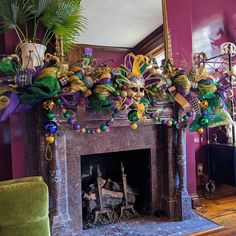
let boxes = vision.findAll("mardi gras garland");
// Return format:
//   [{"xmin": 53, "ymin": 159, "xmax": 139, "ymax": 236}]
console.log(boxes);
[{"xmin": 0, "ymin": 49, "xmax": 234, "ymax": 159}]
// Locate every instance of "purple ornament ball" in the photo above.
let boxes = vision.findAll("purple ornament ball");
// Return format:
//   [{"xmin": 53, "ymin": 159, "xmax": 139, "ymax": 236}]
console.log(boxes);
[
  {"xmin": 162, "ymin": 84, "xmax": 169, "ymax": 89},
  {"xmin": 68, "ymin": 118, "xmax": 77, "ymax": 125},
  {"xmin": 73, "ymin": 124, "xmax": 81, "ymax": 130},
  {"xmin": 106, "ymin": 121, "xmax": 112, "ymax": 127},
  {"xmin": 187, "ymin": 112, "xmax": 193, "ymax": 117},
  {"xmin": 116, "ymin": 95, "xmax": 122, "ymax": 101},
  {"xmin": 161, "ymin": 119, "xmax": 167, "ymax": 125}
]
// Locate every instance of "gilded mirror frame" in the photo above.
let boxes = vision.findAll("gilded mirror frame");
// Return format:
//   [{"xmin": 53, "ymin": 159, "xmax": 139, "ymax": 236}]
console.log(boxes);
[{"xmin": 162, "ymin": 0, "xmax": 173, "ymax": 62}]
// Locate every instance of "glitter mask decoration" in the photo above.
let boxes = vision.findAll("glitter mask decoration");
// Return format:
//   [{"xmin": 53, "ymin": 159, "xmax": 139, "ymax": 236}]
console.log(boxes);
[
  {"xmin": 114, "ymin": 53, "xmax": 150, "ymax": 110},
  {"xmin": 128, "ymin": 77, "xmax": 145, "ymax": 103}
]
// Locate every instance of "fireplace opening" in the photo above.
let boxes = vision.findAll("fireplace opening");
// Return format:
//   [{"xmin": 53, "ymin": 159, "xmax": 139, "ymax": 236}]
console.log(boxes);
[{"xmin": 81, "ymin": 149, "xmax": 151, "ymax": 229}]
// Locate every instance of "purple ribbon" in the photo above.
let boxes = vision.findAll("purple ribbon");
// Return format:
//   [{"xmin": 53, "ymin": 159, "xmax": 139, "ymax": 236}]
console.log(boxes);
[
  {"xmin": 99, "ymin": 77, "xmax": 113, "ymax": 83},
  {"xmin": 0, "ymin": 92, "xmax": 32, "ymax": 121},
  {"xmin": 60, "ymin": 91, "xmax": 82, "ymax": 108}
]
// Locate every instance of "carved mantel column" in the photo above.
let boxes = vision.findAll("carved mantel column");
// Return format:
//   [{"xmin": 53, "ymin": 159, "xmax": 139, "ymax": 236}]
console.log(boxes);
[
  {"xmin": 176, "ymin": 128, "xmax": 192, "ymax": 220},
  {"xmin": 39, "ymin": 131, "xmax": 71, "ymax": 234}
]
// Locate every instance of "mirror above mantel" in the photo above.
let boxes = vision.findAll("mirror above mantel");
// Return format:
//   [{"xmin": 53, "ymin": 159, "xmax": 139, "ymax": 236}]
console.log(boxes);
[{"xmin": 68, "ymin": 0, "xmax": 170, "ymax": 65}]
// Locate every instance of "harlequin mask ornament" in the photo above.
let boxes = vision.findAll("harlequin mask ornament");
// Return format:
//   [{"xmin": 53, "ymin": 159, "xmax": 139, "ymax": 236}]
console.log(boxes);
[
  {"xmin": 114, "ymin": 53, "xmax": 149, "ymax": 109},
  {"xmin": 128, "ymin": 77, "xmax": 145, "ymax": 103}
]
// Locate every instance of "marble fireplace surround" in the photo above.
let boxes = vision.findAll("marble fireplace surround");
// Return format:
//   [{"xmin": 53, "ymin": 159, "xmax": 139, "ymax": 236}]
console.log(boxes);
[{"xmin": 27, "ymin": 102, "xmax": 192, "ymax": 236}]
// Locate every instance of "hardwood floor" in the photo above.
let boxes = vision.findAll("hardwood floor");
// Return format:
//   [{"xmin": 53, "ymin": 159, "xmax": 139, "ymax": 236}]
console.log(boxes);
[{"xmin": 193, "ymin": 195, "xmax": 236, "ymax": 235}]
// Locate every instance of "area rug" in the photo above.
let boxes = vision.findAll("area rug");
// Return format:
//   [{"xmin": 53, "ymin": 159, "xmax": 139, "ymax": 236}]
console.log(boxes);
[{"xmin": 82, "ymin": 213, "xmax": 218, "ymax": 236}]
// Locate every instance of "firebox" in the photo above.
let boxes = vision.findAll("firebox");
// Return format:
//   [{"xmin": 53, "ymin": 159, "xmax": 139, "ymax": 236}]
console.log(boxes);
[{"xmin": 81, "ymin": 149, "xmax": 151, "ymax": 229}]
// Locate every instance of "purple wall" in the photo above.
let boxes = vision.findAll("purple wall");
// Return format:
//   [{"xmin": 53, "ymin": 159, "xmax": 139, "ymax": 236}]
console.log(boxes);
[
  {"xmin": 192, "ymin": 0, "xmax": 236, "ymax": 186},
  {"xmin": 167, "ymin": 0, "xmax": 236, "ymax": 193},
  {"xmin": 192, "ymin": 0, "xmax": 236, "ymax": 57},
  {"xmin": 93, "ymin": 49, "xmax": 128, "ymax": 67},
  {"xmin": 167, "ymin": 0, "xmax": 197, "ymax": 195},
  {"xmin": 0, "ymin": 31, "xmax": 32, "ymax": 180}
]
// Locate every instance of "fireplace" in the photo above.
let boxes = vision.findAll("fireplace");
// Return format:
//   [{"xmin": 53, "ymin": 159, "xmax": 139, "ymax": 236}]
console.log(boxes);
[
  {"xmin": 27, "ymin": 103, "xmax": 192, "ymax": 236},
  {"xmin": 81, "ymin": 149, "xmax": 151, "ymax": 229}
]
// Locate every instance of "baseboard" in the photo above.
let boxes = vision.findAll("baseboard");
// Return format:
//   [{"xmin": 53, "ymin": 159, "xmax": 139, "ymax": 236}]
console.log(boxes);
[
  {"xmin": 186, "ymin": 225, "xmax": 225, "ymax": 236},
  {"xmin": 190, "ymin": 193, "xmax": 203, "ymax": 210}
]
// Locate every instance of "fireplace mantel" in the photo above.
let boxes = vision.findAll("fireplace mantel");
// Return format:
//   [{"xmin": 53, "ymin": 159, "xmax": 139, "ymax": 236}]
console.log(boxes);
[{"xmin": 27, "ymin": 102, "xmax": 192, "ymax": 236}]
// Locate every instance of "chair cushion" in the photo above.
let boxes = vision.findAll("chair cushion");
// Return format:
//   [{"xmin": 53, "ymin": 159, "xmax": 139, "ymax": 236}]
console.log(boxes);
[
  {"xmin": 0, "ymin": 177, "xmax": 49, "ymax": 227},
  {"xmin": 0, "ymin": 215, "xmax": 50, "ymax": 236},
  {"xmin": 0, "ymin": 176, "xmax": 43, "ymax": 187}
]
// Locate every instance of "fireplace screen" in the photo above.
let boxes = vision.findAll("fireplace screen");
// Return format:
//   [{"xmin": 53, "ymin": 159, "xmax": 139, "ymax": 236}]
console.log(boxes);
[{"xmin": 81, "ymin": 149, "xmax": 151, "ymax": 229}]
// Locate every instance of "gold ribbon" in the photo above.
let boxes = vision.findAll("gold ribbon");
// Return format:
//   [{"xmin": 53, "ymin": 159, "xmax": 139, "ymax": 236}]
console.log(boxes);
[
  {"xmin": 132, "ymin": 55, "xmax": 148, "ymax": 77},
  {"xmin": 0, "ymin": 95, "xmax": 10, "ymax": 111},
  {"xmin": 168, "ymin": 86, "xmax": 191, "ymax": 112},
  {"xmin": 136, "ymin": 103, "xmax": 145, "ymax": 119},
  {"xmin": 37, "ymin": 67, "xmax": 58, "ymax": 80}
]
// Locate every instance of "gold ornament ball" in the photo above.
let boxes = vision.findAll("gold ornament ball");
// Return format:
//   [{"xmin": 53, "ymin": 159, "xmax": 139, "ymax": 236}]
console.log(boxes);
[
  {"xmin": 42, "ymin": 101, "xmax": 50, "ymax": 110},
  {"xmin": 45, "ymin": 135, "xmax": 55, "ymax": 144},
  {"xmin": 200, "ymin": 100, "xmax": 208, "ymax": 109},
  {"xmin": 96, "ymin": 128, "xmax": 101, "ymax": 134},
  {"xmin": 197, "ymin": 127, "xmax": 204, "ymax": 135},
  {"xmin": 61, "ymin": 108, "xmax": 67, "ymax": 113},
  {"xmin": 121, "ymin": 90, "xmax": 128, "ymax": 98},
  {"xmin": 167, "ymin": 120, "xmax": 172, "ymax": 126},
  {"xmin": 130, "ymin": 123, "xmax": 138, "ymax": 130},
  {"xmin": 80, "ymin": 128, "xmax": 86, "ymax": 133},
  {"xmin": 48, "ymin": 101, "xmax": 55, "ymax": 110}
]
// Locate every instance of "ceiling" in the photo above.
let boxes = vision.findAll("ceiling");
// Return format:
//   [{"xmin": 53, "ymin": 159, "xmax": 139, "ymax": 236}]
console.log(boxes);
[{"xmin": 76, "ymin": 0, "xmax": 163, "ymax": 48}]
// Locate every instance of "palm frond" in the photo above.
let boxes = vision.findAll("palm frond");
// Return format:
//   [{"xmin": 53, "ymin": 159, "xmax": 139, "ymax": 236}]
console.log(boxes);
[
  {"xmin": 30, "ymin": 0, "xmax": 52, "ymax": 17},
  {"xmin": 41, "ymin": 0, "xmax": 87, "ymax": 50},
  {"xmin": 0, "ymin": 0, "xmax": 32, "ymax": 33}
]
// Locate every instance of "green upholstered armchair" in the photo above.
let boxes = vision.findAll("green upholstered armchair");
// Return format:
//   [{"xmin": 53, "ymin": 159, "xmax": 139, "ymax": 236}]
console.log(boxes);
[{"xmin": 0, "ymin": 176, "xmax": 51, "ymax": 236}]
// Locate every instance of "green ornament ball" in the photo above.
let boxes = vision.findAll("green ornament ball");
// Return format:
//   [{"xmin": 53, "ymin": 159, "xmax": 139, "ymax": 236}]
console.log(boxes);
[
  {"xmin": 100, "ymin": 124, "xmax": 108, "ymax": 131},
  {"xmin": 151, "ymin": 86, "xmax": 158, "ymax": 92},
  {"xmin": 128, "ymin": 110, "xmax": 139, "ymax": 123},
  {"xmin": 115, "ymin": 91, "xmax": 121, "ymax": 96},
  {"xmin": 198, "ymin": 116, "xmax": 209, "ymax": 127},
  {"xmin": 183, "ymin": 115, "xmax": 189, "ymax": 122},
  {"xmin": 55, "ymin": 98, "xmax": 62, "ymax": 105},
  {"xmin": 172, "ymin": 120, "xmax": 177, "ymax": 126},
  {"xmin": 64, "ymin": 112, "xmax": 71, "ymax": 119},
  {"xmin": 46, "ymin": 112, "xmax": 55, "ymax": 120}
]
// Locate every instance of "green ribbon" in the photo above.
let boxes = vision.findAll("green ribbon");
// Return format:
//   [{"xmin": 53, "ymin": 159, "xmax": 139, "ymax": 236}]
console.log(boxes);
[{"xmin": 20, "ymin": 76, "xmax": 61, "ymax": 105}]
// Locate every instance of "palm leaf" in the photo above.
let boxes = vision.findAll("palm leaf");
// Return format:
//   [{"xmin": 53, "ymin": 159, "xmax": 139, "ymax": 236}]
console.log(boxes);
[
  {"xmin": 41, "ymin": 0, "xmax": 87, "ymax": 51},
  {"xmin": 30, "ymin": 0, "xmax": 52, "ymax": 17},
  {"xmin": 0, "ymin": 0, "xmax": 32, "ymax": 33}
]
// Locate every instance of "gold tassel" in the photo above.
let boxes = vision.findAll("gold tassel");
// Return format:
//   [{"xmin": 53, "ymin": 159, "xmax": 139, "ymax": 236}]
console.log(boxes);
[{"xmin": 45, "ymin": 143, "xmax": 53, "ymax": 161}]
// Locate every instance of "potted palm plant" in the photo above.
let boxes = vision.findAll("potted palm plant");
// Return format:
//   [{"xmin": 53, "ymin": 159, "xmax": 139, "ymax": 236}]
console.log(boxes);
[{"xmin": 0, "ymin": 0, "xmax": 86, "ymax": 69}]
